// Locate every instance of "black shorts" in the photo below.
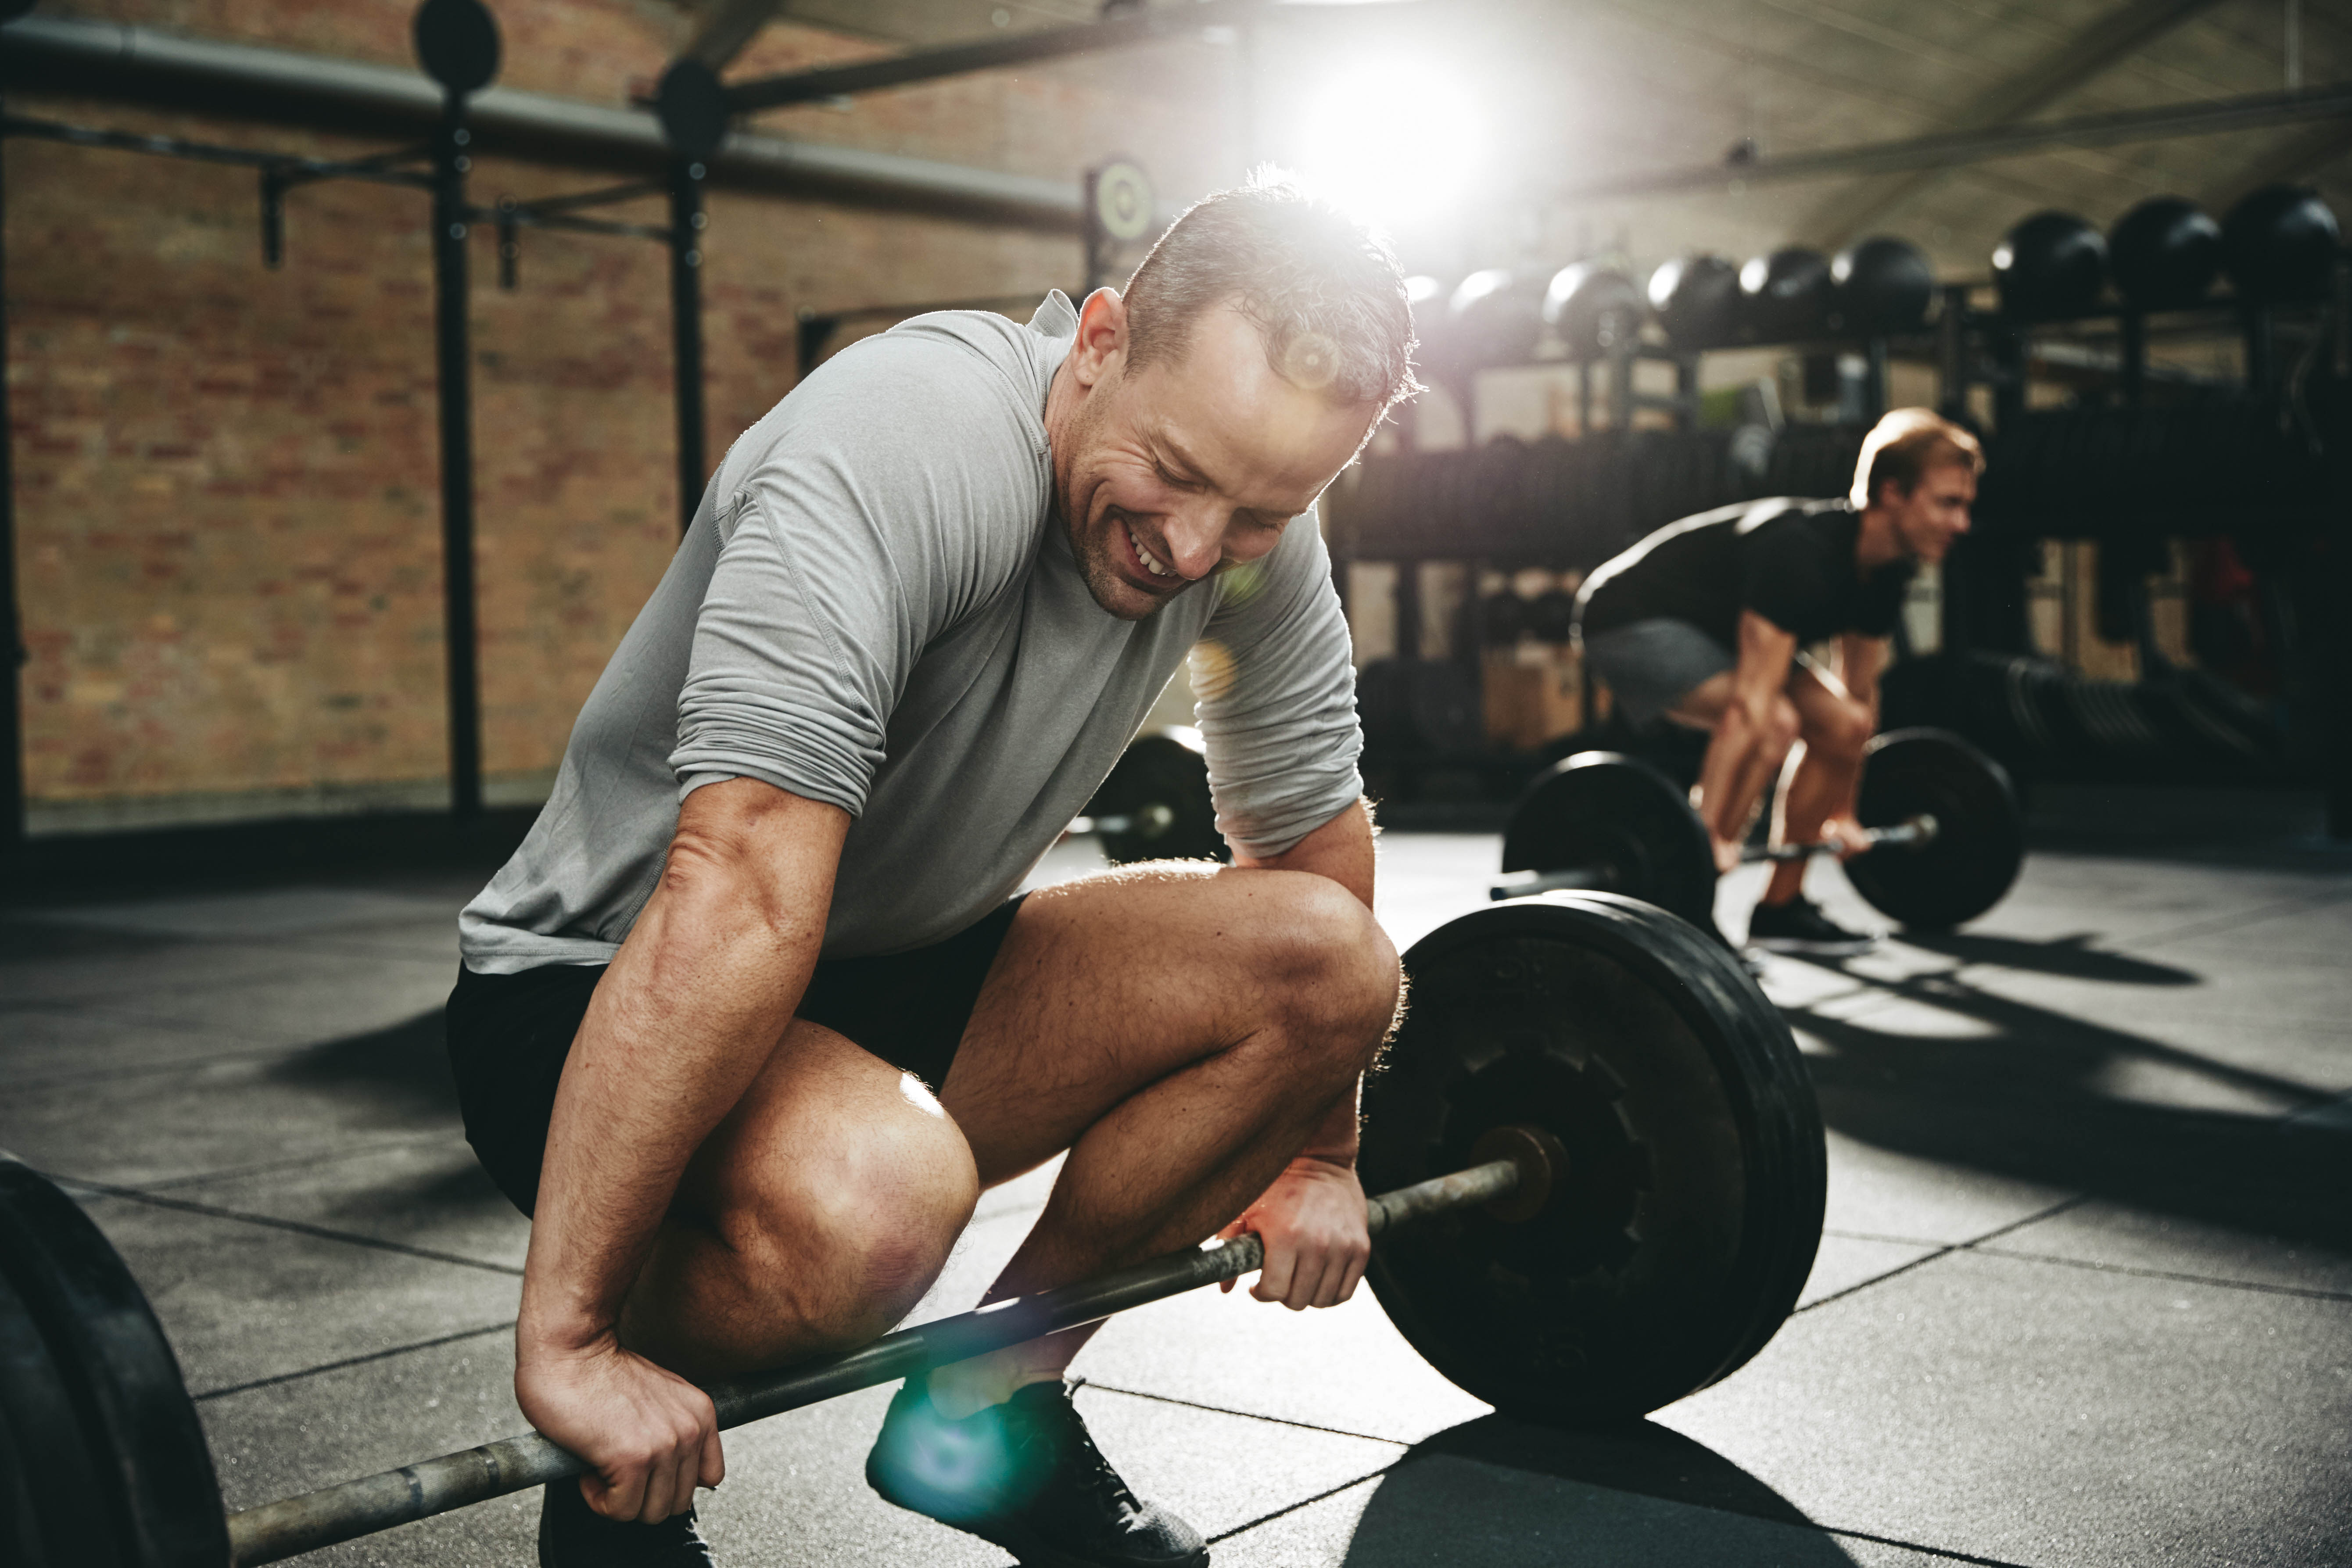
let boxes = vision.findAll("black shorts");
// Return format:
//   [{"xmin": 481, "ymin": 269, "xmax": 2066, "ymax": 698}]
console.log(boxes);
[{"xmin": 445, "ymin": 895, "xmax": 1027, "ymax": 1216}]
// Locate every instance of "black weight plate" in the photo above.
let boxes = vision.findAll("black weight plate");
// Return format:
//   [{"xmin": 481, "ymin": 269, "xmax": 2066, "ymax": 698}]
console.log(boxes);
[
  {"xmin": 1501, "ymin": 753, "xmax": 1717, "ymax": 932},
  {"xmin": 0, "ymin": 1158, "xmax": 227, "ymax": 1568},
  {"xmin": 0, "ymin": 1264, "xmax": 124, "ymax": 1568},
  {"xmin": 1845, "ymin": 728, "xmax": 2023, "ymax": 930},
  {"xmin": 1083, "ymin": 731, "xmax": 1229, "ymax": 865},
  {"xmin": 1362, "ymin": 895, "xmax": 1825, "ymax": 1425}
]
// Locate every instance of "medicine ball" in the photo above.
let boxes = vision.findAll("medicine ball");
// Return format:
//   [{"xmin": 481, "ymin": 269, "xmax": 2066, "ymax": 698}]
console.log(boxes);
[
  {"xmin": 1993, "ymin": 211, "xmax": 2106, "ymax": 321},
  {"xmin": 2220, "ymin": 184, "xmax": 2342, "ymax": 304},
  {"xmin": 1647, "ymin": 254, "xmax": 1741, "ymax": 351},
  {"xmin": 1738, "ymin": 247, "xmax": 1834, "ymax": 343},
  {"xmin": 1829, "ymin": 236, "xmax": 1934, "ymax": 335},
  {"xmin": 1448, "ymin": 269, "xmax": 1547, "ymax": 370},
  {"xmin": 1405, "ymin": 275, "xmax": 1458, "ymax": 372},
  {"xmin": 1543, "ymin": 263, "xmax": 1645, "ymax": 360},
  {"xmin": 2107, "ymin": 196, "xmax": 2222, "ymax": 311}
]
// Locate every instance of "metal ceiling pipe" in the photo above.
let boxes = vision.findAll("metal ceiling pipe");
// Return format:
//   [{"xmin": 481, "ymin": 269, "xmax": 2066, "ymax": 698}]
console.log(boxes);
[
  {"xmin": 724, "ymin": 0, "xmax": 1268, "ymax": 113},
  {"xmin": 0, "ymin": 14, "xmax": 1083, "ymax": 228}
]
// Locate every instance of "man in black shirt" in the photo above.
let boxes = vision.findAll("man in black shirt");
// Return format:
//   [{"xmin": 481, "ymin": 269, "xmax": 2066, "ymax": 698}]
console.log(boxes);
[{"xmin": 1573, "ymin": 408, "xmax": 1982, "ymax": 952}]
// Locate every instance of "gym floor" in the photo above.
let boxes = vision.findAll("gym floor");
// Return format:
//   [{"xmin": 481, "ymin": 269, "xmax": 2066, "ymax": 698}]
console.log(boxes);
[{"xmin": 3, "ymin": 797, "xmax": 2348, "ymax": 1568}]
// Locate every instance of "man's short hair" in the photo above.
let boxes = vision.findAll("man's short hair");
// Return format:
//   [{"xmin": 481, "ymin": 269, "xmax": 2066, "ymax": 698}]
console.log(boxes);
[
  {"xmin": 1851, "ymin": 407, "xmax": 1985, "ymax": 508},
  {"xmin": 1121, "ymin": 171, "xmax": 1420, "ymax": 416}
]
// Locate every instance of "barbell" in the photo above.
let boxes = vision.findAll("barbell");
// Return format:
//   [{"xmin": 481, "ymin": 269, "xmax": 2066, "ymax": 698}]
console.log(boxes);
[
  {"xmin": 1070, "ymin": 728, "xmax": 1228, "ymax": 865},
  {"xmin": 0, "ymin": 893, "xmax": 1824, "ymax": 1566},
  {"xmin": 1489, "ymin": 728, "xmax": 2025, "ymax": 932}
]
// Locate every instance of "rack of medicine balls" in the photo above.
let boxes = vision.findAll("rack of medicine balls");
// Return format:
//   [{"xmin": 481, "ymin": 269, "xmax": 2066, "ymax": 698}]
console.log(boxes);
[{"xmin": 1329, "ymin": 184, "xmax": 2352, "ymax": 834}]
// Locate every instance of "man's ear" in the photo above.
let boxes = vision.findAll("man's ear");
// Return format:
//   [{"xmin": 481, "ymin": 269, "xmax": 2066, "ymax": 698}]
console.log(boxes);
[{"xmin": 1069, "ymin": 287, "xmax": 1129, "ymax": 390}]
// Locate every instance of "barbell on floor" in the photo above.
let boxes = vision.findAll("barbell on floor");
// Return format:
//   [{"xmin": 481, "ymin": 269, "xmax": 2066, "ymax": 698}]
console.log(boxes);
[
  {"xmin": 1488, "ymin": 727, "xmax": 2025, "ymax": 932},
  {"xmin": 1495, "ymin": 812, "xmax": 1940, "ymax": 899},
  {"xmin": 0, "ymin": 894, "xmax": 1826, "ymax": 1567},
  {"xmin": 1069, "ymin": 728, "xmax": 1228, "ymax": 866}
]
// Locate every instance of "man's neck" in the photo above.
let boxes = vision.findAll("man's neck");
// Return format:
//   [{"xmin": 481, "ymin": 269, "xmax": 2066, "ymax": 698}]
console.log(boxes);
[{"xmin": 1855, "ymin": 505, "xmax": 1906, "ymax": 571}]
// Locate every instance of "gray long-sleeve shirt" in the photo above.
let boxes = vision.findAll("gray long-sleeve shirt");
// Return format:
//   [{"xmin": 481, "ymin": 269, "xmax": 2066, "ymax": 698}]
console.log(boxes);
[{"xmin": 459, "ymin": 293, "xmax": 1365, "ymax": 971}]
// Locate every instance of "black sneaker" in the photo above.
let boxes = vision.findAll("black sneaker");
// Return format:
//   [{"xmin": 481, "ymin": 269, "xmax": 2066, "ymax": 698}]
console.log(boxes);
[
  {"xmin": 866, "ymin": 1378, "xmax": 1208, "ymax": 1568},
  {"xmin": 538, "ymin": 1478, "xmax": 717, "ymax": 1567},
  {"xmin": 1746, "ymin": 895, "xmax": 1878, "ymax": 956}
]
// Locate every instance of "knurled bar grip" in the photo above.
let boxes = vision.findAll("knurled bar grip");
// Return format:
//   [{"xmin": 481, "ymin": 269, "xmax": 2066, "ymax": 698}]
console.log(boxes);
[
  {"xmin": 1740, "ymin": 813, "xmax": 1938, "ymax": 864},
  {"xmin": 224, "ymin": 1158, "xmax": 1522, "ymax": 1565}
]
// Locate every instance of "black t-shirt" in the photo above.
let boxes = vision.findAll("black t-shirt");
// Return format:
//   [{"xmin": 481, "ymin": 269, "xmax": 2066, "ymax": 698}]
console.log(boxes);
[{"xmin": 1574, "ymin": 498, "xmax": 1914, "ymax": 648}]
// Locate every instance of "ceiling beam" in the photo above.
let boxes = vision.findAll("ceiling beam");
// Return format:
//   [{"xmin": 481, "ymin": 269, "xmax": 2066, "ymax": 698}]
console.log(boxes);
[
  {"xmin": 1802, "ymin": 0, "xmax": 2228, "ymax": 247},
  {"xmin": 1551, "ymin": 83, "xmax": 2352, "ymax": 204},
  {"xmin": 2201, "ymin": 118, "xmax": 2352, "ymax": 212},
  {"xmin": 684, "ymin": 0, "xmax": 787, "ymax": 72}
]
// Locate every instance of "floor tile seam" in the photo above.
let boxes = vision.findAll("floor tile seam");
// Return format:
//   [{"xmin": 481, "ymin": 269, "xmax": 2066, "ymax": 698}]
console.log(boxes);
[
  {"xmin": 1812, "ymin": 1523, "xmax": 2037, "ymax": 1567},
  {"xmin": 0, "ymin": 996, "xmax": 258, "ymax": 1043},
  {"xmin": 59, "ymin": 1175, "xmax": 527, "ymax": 1277},
  {"xmin": 192, "ymin": 1318, "xmax": 516, "ymax": 1403},
  {"xmin": 1822, "ymin": 1227, "xmax": 1965, "ymax": 1249},
  {"xmin": 3, "ymin": 1040, "xmax": 348, "ymax": 1094},
  {"xmin": 56, "ymin": 1132, "xmax": 465, "ymax": 1195},
  {"xmin": 1201, "ymin": 1463, "xmax": 1400, "ymax": 1545},
  {"xmin": 1794, "ymin": 970, "xmax": 2337, "ymax": 1112},
  {"xmin": 1798, "ymin": 1196, "xmax": 2089, "ymax": 1314},
  {"xmin": 1074, "ymin": 1380, "xmax": 1416, "ymax": 1448},
  {"xmin": 2121, "ymin": 887, "xmax": 2352, "ymax": 952},
  {"xmin": 13, "ymin": 920, "xmax": 458, "ymax": 956},
  {"xmin": 1969, "ymin": 1245, "xmax": 2352, "ymax": 1304}
]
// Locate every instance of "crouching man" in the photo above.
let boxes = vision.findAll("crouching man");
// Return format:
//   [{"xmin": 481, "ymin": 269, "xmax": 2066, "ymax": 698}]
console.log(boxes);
[{"xmin": 446, "ymin": 176, "xmax": 1415, "ymax": 1568}]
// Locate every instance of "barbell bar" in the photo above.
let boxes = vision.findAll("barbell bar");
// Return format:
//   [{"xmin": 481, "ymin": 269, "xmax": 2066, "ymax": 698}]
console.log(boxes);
[
  {"xmin": 1489, "ymin": 812, "xmax": 1940, "ymax": 897},
  {"xmin": 2, "ymin": 894, "xmax": 1826, "ymax": 1567},
  {"xmin": 1064, "ymin": 802, "xmax": 1176, "ymax": 841},
  {"xmin": 223, "ymin": 1150, "xmax": 1538, "ymax": 1564}
]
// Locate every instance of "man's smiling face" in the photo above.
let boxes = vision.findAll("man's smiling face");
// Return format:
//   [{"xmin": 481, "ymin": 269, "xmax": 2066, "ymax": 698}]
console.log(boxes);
[{"xmin": 1049, "ymin": 292, "xmax": 1380, "ymax": 621}]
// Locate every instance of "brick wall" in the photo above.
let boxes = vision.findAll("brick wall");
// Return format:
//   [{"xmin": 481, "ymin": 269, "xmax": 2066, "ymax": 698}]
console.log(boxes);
[{"xmin": 11, "ymin": 0, "xmax": 1237, "ymax": 830}]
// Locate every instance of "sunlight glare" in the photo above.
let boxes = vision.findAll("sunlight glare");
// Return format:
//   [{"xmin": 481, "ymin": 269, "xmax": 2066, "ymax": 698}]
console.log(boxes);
[{"xmin": 1294, "ymin": 60, "xmax": 1487, "ymax": 231}]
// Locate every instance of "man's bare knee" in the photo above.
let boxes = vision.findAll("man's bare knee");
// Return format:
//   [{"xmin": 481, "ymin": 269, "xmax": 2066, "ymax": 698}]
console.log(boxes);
[
  {"xmin": 1257, "ymin": 876, "xmax": 1400, "ymax": 1077},
  {"xmin": 715, "ymin": 1089, "xmax": 977, "ymax": 1347},
  {"xmin": 1807, "ymin": 699, "xmax": 1872, "ymax": 760}
]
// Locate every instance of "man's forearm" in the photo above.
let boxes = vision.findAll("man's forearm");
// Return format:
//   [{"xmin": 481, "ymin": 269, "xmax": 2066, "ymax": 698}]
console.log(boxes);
[
  {"xmin": 519, "ymin": 785, "xmax": 847, "ymax": 1357},
  {"xmin": 1241, "ymin": 797, "xmax": 1380, "ymax": 1167},
  {"xmin": 1238, "ymin": 795, "xmax": 1378, "ymax": 907},
  {"xmin": 1696, "ymin": 702, "xmax": 1775, "ymax": 841}
]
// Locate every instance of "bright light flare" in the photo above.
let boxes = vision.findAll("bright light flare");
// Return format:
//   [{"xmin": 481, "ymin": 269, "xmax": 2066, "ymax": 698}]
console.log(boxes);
[{"xmin": 1293, "ymin": 60, "xmax": 1487, "ymax": 232}]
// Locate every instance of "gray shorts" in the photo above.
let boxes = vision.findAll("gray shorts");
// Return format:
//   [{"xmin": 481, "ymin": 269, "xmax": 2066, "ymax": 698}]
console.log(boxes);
[{"xmin": 1577, "ymin": 618, "xmax": 1735, "ymax": 729}]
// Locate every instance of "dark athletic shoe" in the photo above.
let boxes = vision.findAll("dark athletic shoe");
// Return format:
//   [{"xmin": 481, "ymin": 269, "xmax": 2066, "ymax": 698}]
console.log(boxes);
[
  {"xmin": 1746, "ymin": 895, "xmax": 1878, "ymax": 957},
  {"xmin": 538, "ymin": 1479, "xmax": 717, "ymax": 1567},
  {"xmin": 866, "ymin": 1378, "xmax": 1209, "ymax": 1568}
]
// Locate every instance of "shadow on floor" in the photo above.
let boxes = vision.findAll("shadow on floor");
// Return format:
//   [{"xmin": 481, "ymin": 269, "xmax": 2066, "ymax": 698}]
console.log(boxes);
[
  {"xmin": 1332, "ymin": 1416, "xmax": 1866, "ymax": 1564},
  {"xmin": 1892, "ymin": 929, "xmax": 2198, "ymax": 986},
  {"xmin": 1785, "ymin": 950, "xmax": 2352, "ymax": 1253},
  {"xmin": 265, "ymin": 1008, "xmax": 462, "ymax": 1125}
]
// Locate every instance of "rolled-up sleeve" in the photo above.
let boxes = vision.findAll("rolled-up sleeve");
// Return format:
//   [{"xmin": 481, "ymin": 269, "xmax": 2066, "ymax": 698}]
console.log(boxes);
[
  {"xmin": 667, "ymin": 334, "xmax": 1040, "ymax": 815},
  {"xmin": 1191, "ymin": 510, "xmax": 1365, "ymax": 857},
  {"xmin": 669, "ymin": 483, "xmax": 899, "ymax": 814}
]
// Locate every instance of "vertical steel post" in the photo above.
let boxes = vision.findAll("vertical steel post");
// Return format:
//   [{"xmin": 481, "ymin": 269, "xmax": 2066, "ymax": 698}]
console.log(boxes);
[
  {"xmin": 0, "ymin": 94, "xmax": 24, "ymax": 852},
  {"xmin": 431, "ymin": 99, "xmax": 483, "ymax": 819},
  {"xmin": 669, "ymin": 158, "xmax": 707, "ymax": 535},
  {"xmin": 1935, "ymin": 284, "xmax": 1968, "ymax": 418},
  {"xmin": 2119, "ymin": 309, "xmax": 2145, "ymax": 405}
]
